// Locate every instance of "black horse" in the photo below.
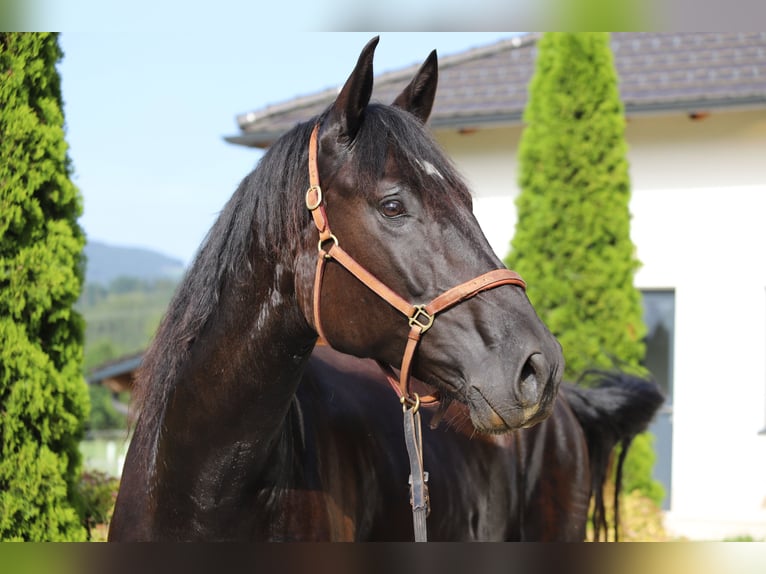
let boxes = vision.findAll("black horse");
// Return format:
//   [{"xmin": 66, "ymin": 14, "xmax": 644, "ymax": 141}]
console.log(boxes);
[
  {"xmin": 109, "ymin": 37, "xmax": 659, "ymax": 541},
  {"xmin": 290, "ymin": 346, "xmax": 661, "ymax": 541}
]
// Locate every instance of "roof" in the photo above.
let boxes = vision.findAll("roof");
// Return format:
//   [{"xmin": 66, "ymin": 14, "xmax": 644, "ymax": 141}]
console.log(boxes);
[
  {"xmin": 226, "ymin": 32, "xmax": 766, "ymax": 149},
  {"xmin": 87, "ymin": 352, "xmax": 143, "ymax": 390}
]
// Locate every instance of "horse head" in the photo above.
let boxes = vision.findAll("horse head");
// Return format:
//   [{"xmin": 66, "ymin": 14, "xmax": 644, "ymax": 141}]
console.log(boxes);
[{"xmin": 297, "ymin": 37, "xmax": 564, "ymax": 433}]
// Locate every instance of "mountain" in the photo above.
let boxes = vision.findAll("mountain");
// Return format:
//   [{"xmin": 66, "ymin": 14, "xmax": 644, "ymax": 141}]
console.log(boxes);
[
  {"xmin": 83, "ymin": 241, "xmax": 186, "ymax": 286},
  {"xmin": 78, "ymin": 242, "xmax": 185, "ymax": 368}
]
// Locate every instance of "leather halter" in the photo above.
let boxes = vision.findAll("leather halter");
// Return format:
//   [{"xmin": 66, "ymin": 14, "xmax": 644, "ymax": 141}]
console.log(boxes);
[{"xmin": 306, "ymin": 123, "xmax": 527, "ymax": 409}]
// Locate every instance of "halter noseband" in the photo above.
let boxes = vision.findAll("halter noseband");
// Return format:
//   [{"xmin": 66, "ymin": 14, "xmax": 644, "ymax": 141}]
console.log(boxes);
[{"xmin": 306, "ymin": 123, "xmax": 527, "ymax": 408}]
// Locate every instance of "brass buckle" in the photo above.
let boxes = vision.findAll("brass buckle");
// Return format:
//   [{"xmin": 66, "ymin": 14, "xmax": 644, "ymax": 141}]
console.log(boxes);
[
  {"xmin": 409, "ymin": 305, "xmax": 434, "ymax": 333},
  {"xmin": 306, "ymin": 185, "xmax": 323, "ymax": 211}
]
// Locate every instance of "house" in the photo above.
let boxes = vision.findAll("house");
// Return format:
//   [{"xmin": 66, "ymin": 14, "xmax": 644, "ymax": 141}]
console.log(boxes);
[
  {"xmin": 226, "ymin": 32, "xmax": 766, "ymax": 540},
  {"xmin": 87, "ymin": 352, "xmax": 142, "ymax": 419},
  {"xmin": 87, "ymin": 352, "xmax": 143, "ymax": 395}
]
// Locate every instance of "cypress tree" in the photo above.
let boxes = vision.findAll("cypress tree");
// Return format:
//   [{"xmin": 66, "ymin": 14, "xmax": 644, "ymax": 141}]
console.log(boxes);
[
  {"xmin": 506, "ymin": 33, "xmax": 645, "ymax": 381},
  {"xmin": 507, "ymin": 33, "xmax": 664, "ymax": 517},
  {"xmin": 0, "ymin": 33, "xmax": 89, "ymax": 541}
]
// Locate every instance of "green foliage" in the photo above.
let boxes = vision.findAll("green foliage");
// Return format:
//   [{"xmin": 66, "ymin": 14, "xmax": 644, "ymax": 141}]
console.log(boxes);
[
  {"xmin": 0, "ymin": 33, "xmax": 88, "ymax": 540},
  {"xmin": 620, "ymin": 432, "xmax": 665, "ymax": 507},
  {"xmin": 77, "ymin": 276, "xmax": 177, "ymax": 366},
  {"xmin": 77, "ymin": 276, "xmax": 176, "ymax": 431},
  {"xmin": 505, "ymin": 32, "xmax": 646, "ymax": 381},
  {"xmin": 83, "ymin": 339, "xmax": 119, "ymax": 373},
  {"xmin": 506, "ymin": 33, "xmax": 660, "ymax": 502},
  {"xmin": 723, "ymin": 535, "xmax": 761, "ymax": 542},
  {"xmin": 76, "ymin": 277, "xmax": 176, "ymax": 431},
  {"xmin": 86, "ymin": 385, "xmax": 127, "ymax": 431},
  {"xmin": 74, "ymin": 470, "xmax": 119, "ymax": 541}
]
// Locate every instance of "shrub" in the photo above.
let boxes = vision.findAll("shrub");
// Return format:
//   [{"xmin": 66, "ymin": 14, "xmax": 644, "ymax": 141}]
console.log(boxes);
[
  {"xmin": 505, "ymin": 33, "xmax": 661, "ymax": 505},
  {"xmin": 621, "ymin": 432, "xmax": 665, "ymax": 507},
  {"xmin": 0, "ymin": 32, "xmax": 89, "ymax": 541},
  {"xmin": 75, "ymin": 470, "xmax": 119, "ymax": 541},
  {"xmin": 505, "ymin": 33, "xmax": 646, "ymax": 380}
]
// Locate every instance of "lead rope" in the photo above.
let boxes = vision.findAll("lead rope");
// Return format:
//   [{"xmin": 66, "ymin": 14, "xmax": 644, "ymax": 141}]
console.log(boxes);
[
  {"xmin": 402, "ymin": 395, "xmax": 429, "ymax": 542},
  {"xmin": 305, "ymin": 123, "xmax": 526, "ymax": 542}
]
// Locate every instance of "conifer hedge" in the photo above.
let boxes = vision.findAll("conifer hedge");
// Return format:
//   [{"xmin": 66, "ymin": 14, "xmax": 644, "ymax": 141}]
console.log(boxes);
[
  {"xmin": 0, "ymin": 32, "xmax": 89, "ymax": 541},
  {"xmin": 506, "ymin": 33, "xmax": 664, "ymax": 509},
  {"xmin": 505, "ymin": 32, "xmax": 646, "ymax": 381}
]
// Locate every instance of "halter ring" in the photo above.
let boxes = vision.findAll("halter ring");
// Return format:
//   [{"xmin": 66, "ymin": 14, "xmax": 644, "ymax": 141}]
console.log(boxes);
[
  {"xmin": 400, "ymin": 393, "xmax": 421, "ymax": 414},
  {"xmin": 318, "ymin": 234, "xmax": 339, "ymax": 257}
]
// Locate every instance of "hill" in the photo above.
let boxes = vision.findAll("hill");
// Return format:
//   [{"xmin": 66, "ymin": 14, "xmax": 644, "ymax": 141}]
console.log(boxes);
[
  {"xmin": 83, "ymin": 240, "xmax": 186, "ymax": 286},
  {"xmin": 78, "ymin": 241, "xmax": 186, "ymax": 372}
]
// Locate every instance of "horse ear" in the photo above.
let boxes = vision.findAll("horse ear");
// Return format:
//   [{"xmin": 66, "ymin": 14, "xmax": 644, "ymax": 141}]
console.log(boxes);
[
  {"xmin": 326, "ymin": 36, "xmax": 379, "ymax": 143},
  {"xmin": 392, "ymin": 50, "xmax": 438, "ymax": 124}
]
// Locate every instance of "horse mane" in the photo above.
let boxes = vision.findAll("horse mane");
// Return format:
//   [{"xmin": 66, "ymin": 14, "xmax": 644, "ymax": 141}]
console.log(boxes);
[
  {"xmin": 130, "ymin": 119, "xmax": 317, "ymax": 469},
  {"xmin": 130, "ymin": 102, "xmax": 472, "ymax": 471}
]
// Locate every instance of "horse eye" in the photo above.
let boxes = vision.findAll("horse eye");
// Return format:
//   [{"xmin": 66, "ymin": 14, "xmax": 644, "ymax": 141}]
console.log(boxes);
[{"xmin": 380, "ymin": 199, "xmax": 405, "ymax": 218}]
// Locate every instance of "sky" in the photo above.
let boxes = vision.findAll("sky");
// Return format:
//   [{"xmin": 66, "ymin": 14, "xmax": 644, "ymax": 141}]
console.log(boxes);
[{"xmin": 57, "ymin": 32, "xmax": 513, "ymax": 265}]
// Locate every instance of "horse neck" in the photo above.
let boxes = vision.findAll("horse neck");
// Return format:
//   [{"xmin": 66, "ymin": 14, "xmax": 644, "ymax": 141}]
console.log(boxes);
[{"xmin": 143, "ymin": 248, "xmax": 316, "ymax": 507}]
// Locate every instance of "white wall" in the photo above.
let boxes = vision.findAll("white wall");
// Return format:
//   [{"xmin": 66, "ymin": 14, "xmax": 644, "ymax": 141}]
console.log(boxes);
[
  {"xmin": 628, "ymin": 110, "xmax": 766, "ymax": 540},
  {"xmin": 633, "ymin": 185, "xmax": 766, "ymax": 539},
  {"xmin": 436, "ymin": 108, "xmax": 766, "ymax": 540},
  {"xmin": 438, "ymin": 126, "xmax": 522, "ymax": 261}
]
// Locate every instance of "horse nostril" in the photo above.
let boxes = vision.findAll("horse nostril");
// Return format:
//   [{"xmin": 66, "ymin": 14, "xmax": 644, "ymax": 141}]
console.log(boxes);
[{"xmin": 517, "ymin": 353, "xmax": 544, "ymax": 407}]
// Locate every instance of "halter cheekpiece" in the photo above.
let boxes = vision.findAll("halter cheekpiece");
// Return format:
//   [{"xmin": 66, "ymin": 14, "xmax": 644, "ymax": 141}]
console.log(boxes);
[{"xmin": 306, "ymin": 123, "xmax": 527, "ymax": 541}]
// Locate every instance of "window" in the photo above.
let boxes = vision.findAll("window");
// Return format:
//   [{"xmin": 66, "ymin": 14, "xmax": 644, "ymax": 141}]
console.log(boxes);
[
  {"xmin": 643, "ymin": 290, "xmax": 675, "ymax": 400},
  {"xmin": 642, "ymin": 289, "xmax": 675, "ymax": 510}
]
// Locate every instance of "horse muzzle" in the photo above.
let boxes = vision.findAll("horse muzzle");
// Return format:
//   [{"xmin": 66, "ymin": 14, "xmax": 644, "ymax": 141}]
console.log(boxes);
[{"xmin": 466, "ymin": 351, "xmax": 562, "ymax": 433}]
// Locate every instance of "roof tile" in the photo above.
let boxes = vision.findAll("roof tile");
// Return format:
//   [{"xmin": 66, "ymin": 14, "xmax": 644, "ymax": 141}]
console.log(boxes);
[{"xmin": 228, "ymin": 32, "xmax": 766, "ymax": 148}]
